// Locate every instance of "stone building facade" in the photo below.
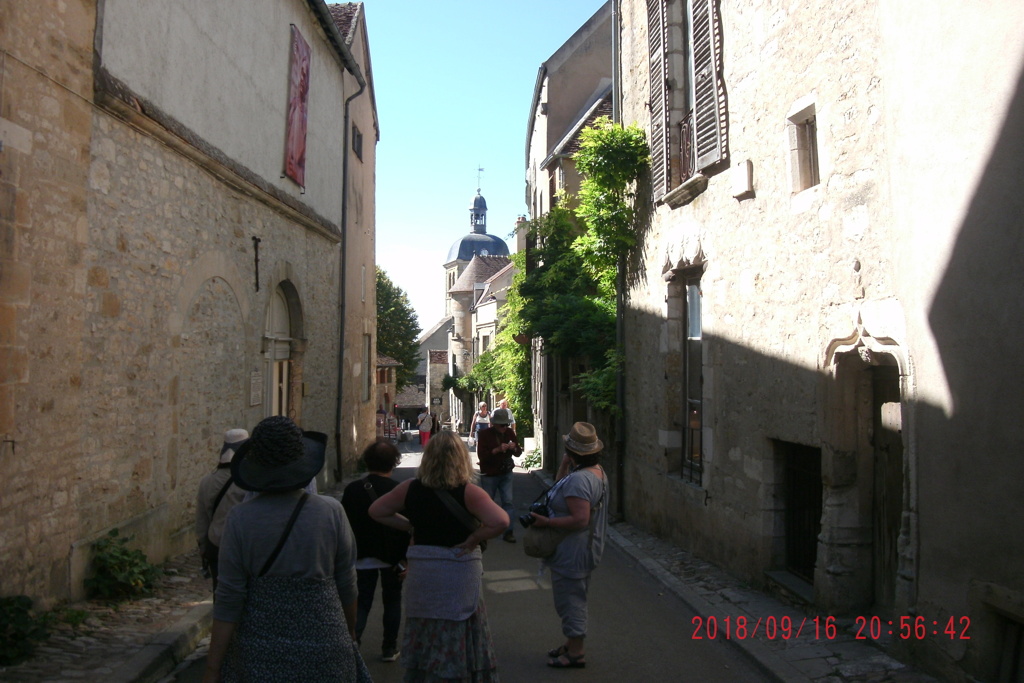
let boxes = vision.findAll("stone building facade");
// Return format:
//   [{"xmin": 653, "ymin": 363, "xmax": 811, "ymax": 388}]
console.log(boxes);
[
  {"xmin": 0, "ymin": 0, "xmax": 378, "ymax": 603},
  {"xmin": 612, "ymin": 0, "xmax": 1024, "ymax": 679}
]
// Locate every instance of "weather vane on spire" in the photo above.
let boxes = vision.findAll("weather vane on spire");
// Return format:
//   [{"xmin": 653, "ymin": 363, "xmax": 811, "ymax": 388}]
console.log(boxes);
[{"xmin": 476, "ymin": 165, "xmax": 484, "ymax": 191}]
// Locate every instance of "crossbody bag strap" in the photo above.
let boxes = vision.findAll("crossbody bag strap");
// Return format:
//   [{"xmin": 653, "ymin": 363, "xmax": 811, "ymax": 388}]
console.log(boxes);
[
  {"xmin": 362, "ymin": 476, "xmax": 378, "ymax": 502},
  {"xmin": 434, "ymin": 488, "xmax": 478, "ymax": 533},
  {"xmin": 587, "ymin": 467, "xmax": 609, "ymax": 547},
  {"xmin": 210, "ymin": 476, "xmax": 234, "ymax": 520},
  {"xmin": 258, "ymin": 492, "xmax": 309, "ymax": 577}
]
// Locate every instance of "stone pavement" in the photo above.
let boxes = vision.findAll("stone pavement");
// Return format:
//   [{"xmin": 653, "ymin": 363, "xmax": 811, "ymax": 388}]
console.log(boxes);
[
  {"xmin": 1, "ymin": 436, "xmax": 939, "ymax": 683},
  {"xmin": 0, "ymin": 553, "xmax": 211, "ymax": 683}
]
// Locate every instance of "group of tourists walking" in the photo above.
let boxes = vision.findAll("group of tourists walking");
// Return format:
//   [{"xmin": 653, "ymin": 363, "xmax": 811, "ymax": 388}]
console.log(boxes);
[{"xmin": 194, "ymin": 412, "xmax": 609, "ymax": 682}]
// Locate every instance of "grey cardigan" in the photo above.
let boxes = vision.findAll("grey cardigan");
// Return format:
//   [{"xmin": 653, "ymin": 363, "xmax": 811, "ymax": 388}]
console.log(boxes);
[{"xmin": 213, "ymin": 491, "xmax": 358, "ymax": 623}]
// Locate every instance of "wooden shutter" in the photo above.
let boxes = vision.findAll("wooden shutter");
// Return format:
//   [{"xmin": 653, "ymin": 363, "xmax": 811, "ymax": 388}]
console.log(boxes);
[
  {"xmin": 691, "ymin": 0, "xmax": 724, "ymax": 169},
  {"xmin": 647, "ymin": 0, "xmax": 671, "ymax": 197}
]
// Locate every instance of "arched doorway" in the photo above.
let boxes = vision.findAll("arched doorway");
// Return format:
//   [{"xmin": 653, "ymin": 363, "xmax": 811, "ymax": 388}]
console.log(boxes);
[
  {"xmin": 819, "ymin": 325, "xmax": 913, "ymax": 616},
  {"xmin": 263, "ymin": 282, "xmax": 305, "ymax": 421}
]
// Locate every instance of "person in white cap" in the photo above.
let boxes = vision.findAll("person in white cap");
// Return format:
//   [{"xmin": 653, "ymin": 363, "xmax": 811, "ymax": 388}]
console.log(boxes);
[{"xmin": 195, "ymin": 428, "xmax": 248, "ymax": 590}]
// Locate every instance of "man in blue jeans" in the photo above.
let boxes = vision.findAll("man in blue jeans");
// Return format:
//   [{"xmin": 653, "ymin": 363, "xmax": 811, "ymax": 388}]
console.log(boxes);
[{"xmin": 476, "ymin": 408, "xmax": 523, "ymax": 543}]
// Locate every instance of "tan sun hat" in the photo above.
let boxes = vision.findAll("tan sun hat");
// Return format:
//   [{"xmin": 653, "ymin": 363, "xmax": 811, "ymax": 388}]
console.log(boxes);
[{"xmin": 563, "ymin": 422, "xmax": 603, "ymax": 456}]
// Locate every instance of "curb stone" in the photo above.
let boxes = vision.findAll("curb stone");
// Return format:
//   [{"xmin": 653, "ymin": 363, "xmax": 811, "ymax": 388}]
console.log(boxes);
[{"xmin": 112, "ymin": 600, "xmax": 212, "ymax": 683}]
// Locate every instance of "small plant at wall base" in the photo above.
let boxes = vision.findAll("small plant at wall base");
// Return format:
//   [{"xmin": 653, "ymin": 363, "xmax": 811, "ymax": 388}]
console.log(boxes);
[
  {"xmin": 0, "ymin": 595, "xmax": 51, "ymax": 665},
  {"xmin": 84, "ymin": 529, "xmax": 162, "ymax": 600}
]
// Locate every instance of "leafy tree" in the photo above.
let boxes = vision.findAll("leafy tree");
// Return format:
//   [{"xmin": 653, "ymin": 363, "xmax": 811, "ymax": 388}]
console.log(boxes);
[{"xmin": 376, "ymin": 267, "xmax": 422, "ymax": 391}]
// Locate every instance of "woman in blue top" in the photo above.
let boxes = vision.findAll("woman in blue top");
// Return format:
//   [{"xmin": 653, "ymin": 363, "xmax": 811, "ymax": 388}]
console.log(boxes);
[
  {"xmin": 370, "ymin": 430, "xmax": 508, "ymax": 682},
  {"xmin": 528, "ymin": 422, "xmax": 609, "ymax": 669}
]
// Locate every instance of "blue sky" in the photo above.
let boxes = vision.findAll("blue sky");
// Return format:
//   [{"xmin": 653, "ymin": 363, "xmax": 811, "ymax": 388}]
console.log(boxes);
[{"xmin": 365, "ymin": 0, "xmax": 608, "ymax": 331}]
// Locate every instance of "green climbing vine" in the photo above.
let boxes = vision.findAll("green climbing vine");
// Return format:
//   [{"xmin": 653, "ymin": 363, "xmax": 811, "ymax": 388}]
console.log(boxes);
[{"xmin": 460, "ymin": 117, "xmax": 648, "ymax": 419}]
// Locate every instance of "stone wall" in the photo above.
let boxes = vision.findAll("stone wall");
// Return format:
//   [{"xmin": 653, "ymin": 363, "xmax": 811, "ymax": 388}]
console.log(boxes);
[
  {"xmin": 619, "ymin": 0, "xmax": 893, "ymax": 582},
  {"xmin": 617, "ymin": 0, "xmax": 1024, "ymax": 678},
  {"xmin": 1, "ymin": 0, "xmax": 99, "ymax": 600},
  {"xmin": 0, "ymin": 0, "xmax": 376, "ymax": 603}
]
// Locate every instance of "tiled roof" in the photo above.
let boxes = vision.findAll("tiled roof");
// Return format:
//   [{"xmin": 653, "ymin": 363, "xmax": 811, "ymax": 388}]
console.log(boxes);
[
  {"xmin": 561, "ymin": 95, "xmax": 614, "ymax": 156},
  {"xmin": 542, "ymin": 88, "xmax": 615, "ymax": 173},
  {"xmin": 486, "ymin": 261, "xmax": 515, "ymax": 284},
  {"xmin": 450, "ymin": 255, "xmax": 511, "ymax": 294},
  {"xmin": 376, "ymin": 354, "xmax": 401, "ymax": 367},
  {"xmin": 327, "ymin": 3, "xmax": 361, "ymax": 43},
  {"xmin": 472, "ymin": 260, "xmax": 516, "ymax": 308}
]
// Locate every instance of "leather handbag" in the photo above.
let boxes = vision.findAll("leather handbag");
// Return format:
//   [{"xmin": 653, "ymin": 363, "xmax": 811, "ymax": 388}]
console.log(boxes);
[
  {"xmin": 523, "ymin": 469, "xmax": 607, "ymax": 559},
  {"xmin": 523, "ymin": 524, "xmax": 568, "ymax": 558}
]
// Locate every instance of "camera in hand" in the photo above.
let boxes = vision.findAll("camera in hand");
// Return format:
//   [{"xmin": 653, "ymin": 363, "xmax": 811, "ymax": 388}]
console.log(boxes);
[{"xmin": 519, "ymin": 501, "xmax": 550, "ymax": 528}]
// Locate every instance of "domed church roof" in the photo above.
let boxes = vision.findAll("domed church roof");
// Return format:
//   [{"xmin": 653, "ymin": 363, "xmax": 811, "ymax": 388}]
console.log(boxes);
[
  {"xmin": 446, "ymin": 232, "xmax": 509, "ymax": 263},
  {"xmin": 446, "ymin": 189, "xmax": 509, "ymax": 263}
]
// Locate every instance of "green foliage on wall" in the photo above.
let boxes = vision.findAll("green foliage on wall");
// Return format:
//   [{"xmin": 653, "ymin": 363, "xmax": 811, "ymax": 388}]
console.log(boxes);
[
  {"xmin": 376, "ymin": 267, "xmax": 423, "ymax": 392},
  {"xmin": 460, "ymin": 118, "xmax": 647, "ymax": 418}
]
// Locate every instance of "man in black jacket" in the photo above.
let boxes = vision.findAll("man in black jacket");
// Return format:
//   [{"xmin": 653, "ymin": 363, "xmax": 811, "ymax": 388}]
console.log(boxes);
[
  {"xmin": 476, "ymin": 408, "xmax": 523, "ymax": 543},
  {"xmin": 341, "ymin": 439, "xmax": 411, "ymax": 662}
]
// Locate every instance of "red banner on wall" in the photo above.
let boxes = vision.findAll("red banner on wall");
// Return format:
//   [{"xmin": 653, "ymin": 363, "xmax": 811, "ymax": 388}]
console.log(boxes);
[{"xmin": 284, "ymin": 25, "xmax": 311, "ymax": 187}]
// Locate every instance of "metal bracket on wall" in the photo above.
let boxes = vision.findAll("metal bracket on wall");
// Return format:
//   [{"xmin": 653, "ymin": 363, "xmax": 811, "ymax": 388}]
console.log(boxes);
[{"xmin": 252, "ymin": 236, "xmax": 262, "ymax": 292}]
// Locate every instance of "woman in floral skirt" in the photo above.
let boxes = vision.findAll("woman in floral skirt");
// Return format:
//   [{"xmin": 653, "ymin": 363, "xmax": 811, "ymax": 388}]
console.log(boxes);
[{"xmin": 370, "ymin": 430, "xmax": 508, "ymax": 682}]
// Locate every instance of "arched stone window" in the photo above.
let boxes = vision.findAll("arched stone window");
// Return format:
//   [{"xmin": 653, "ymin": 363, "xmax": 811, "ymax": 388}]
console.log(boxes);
[{"xmin": 263, "ymin": 282, "xmax": 305, "ymax": 420}]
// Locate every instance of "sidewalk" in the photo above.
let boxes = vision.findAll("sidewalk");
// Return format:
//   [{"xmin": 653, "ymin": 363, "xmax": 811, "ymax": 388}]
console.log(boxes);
[{"xmin": 1, "ymin": 435, "xmax": 937, "ymax": 682}]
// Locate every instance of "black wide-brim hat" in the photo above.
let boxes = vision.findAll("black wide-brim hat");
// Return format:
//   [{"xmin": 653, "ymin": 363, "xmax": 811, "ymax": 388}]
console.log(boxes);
[{"xmin": 231, "ymin": 430, "xmax": 328, "ymax": 493}]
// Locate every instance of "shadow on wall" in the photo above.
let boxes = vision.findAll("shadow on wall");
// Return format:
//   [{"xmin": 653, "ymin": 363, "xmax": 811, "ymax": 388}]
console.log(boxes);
[{"xmin": 925, "ymin": 60, "xmax": 1024, "ymax": 678}]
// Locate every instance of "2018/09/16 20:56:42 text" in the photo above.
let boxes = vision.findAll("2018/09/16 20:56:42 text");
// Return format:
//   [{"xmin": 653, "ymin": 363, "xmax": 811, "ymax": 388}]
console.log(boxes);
[{"xmin": 690, "ymin": 615, "xmax": 971, "ymax": 641}]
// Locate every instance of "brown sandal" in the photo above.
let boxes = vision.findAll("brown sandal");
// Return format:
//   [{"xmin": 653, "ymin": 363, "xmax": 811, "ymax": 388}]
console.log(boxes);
[
  {"xmin": 548, "ymin": 653, "xmax": 586, "ymax": 668},
  {"xmin": 547, "ymin": 645, "xmax": 568, "ymax": 658}
]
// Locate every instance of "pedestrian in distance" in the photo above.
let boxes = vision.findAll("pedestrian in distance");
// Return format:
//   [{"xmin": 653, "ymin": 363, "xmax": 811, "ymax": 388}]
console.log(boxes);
[
  {"xmin": 195, "ymin": 428, "xmax": 248, "ymax": 592},
  {"xmin": 498, "ymin": 398, "xmax": 516, "ymax": 432},
  {"xmin": 476, "ymin": 408, "xmax": 523, "ymax": 544},
  {"xmin": 529, "ymin": 421, "xmax": 609, "ymax": 669},
  {"xmin": 416, "ymin": 406, "xmax": 433, "ymax": 447},
  {"xmin": 341, "ymin": 438, "xmax": 411, "ymax": 663},
  {"xmin": 472, "ymin": 401, "xmax": 491, "ymax": 441},
  {"xmin": 369, "ymin": 430, "xmax": 508, "ymax": 682},
  {"xmin": 202, "ymin": 416, "xmax": 370, "ymax": 683}
]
